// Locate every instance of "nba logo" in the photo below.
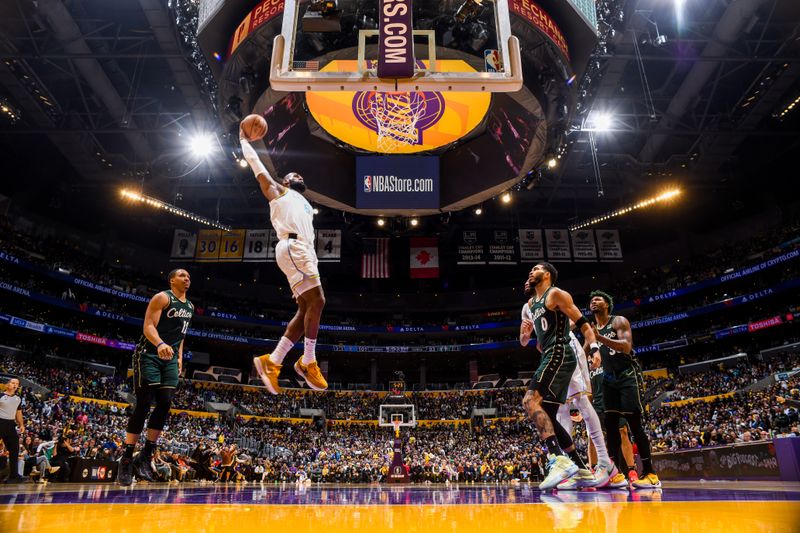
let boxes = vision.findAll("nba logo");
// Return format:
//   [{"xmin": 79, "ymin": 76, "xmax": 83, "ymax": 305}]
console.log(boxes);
[
  {"xmin": 484, "ymin": 50, "xmax": 502, "ymax": 72},
  {"xmin": 364, "ymin": 175, "xmax": 372, "ymax": 192}
]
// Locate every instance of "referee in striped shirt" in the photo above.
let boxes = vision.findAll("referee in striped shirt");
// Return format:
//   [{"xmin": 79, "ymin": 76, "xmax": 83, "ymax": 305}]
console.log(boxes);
[{"xmin": 0, "ymin": 377, "xmax": 25, "ymax": 483}]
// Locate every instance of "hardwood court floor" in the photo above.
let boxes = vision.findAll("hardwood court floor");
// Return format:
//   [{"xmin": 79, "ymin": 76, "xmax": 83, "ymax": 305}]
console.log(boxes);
[{"xmin": 2, "ymin": 481, "xmax": 798, "ymax": 532}]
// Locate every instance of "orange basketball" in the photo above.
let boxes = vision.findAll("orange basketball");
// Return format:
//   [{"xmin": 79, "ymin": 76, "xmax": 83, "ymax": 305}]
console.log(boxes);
[{"xmin": 241, "ymin": 114, "xmax": 268, "ymax": 141}]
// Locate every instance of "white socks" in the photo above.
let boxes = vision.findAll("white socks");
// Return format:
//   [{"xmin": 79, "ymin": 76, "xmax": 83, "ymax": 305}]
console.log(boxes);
[
  {"xmin": 302, "ymin": 338, "xmax": 317, "ymax": 365},
  {"xmin": 576, "ymin": 394, "xmax": 611, "ymax": 466},
  {"xmin": 269, "ymin": 336, "xmax": 317, "ymax": 365},
  {"xmin": 557, "ymin": 396, "xmax": 612, "ymax": 467},
  {"xmin": 269, "ymin": 336, "xmax": 294, "ymax": 365}
]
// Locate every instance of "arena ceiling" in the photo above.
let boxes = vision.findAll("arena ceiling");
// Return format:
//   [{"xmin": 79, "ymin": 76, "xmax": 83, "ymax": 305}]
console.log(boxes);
[{"xmin": 0, "ymin": 0, "xmax": 798, "ymax": 243}]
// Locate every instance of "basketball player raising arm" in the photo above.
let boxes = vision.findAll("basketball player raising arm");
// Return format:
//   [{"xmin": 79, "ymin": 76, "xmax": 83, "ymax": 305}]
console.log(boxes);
[
  {"xmin": 239, "ymin": 118, "xmax": 328, "ymax": 395},
  {"xmin": 588, "ymin": 290, "xmax": 661, "ymax": 489}
]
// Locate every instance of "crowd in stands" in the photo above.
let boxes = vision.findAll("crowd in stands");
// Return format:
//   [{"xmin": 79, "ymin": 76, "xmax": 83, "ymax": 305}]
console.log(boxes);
[
  {"xmin": 3, "ymin": 365, "xmax": 797, "ymax": 484},
  {"xmin": 666, "ymin": 356, "xmax": 800, "ymax": 400},
  {"xmin": 607, "ymin": 215, "xmax": 800, "ymax": 305},
  {"xmin": 3, "ymin": 349, "xmax": 799, "ymax": 423},
  {"xmin": 648, "ymin": 377, "xmax": 800, "ymax": 451}
]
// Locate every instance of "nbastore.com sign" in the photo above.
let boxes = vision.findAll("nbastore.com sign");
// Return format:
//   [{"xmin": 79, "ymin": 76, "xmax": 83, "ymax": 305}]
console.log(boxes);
[
  {"xmin": 363, "ymin": 176, "xmax": 434, "ymax": 193},
  {"xmin": 356, "ymin": 155, "xmax": 439, "ymax": 209}
]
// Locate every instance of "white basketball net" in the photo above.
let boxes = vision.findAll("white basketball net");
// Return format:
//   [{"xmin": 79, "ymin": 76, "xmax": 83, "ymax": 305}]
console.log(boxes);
[{"xmin": 371, "ymin": 92, "xmax": 427, "ymax": 153}]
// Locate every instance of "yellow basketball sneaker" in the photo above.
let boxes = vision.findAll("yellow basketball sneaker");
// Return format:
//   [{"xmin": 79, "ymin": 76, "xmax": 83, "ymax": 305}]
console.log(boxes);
[
  {"xmin": 294, "ymin": 359, "xmax": 328, "ymax": 390},
  {"xmin": 632, "ymin": 473, "xmax": 661, "ymax": 489},
  {"xmin": 608, "ymin": 472, "xmax": 629, "ymax": 489},
  {"xmin": 253, "ymin": 354, "xmax": 282, "ymax": 395}
]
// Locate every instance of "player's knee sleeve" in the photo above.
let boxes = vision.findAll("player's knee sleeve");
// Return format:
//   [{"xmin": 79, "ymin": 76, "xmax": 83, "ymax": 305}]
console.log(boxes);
[
  {"xmin": 127, "ymin": 387, "xmax": 157, "ymax": 434},
  {"xmin": 148, "ymin": 388, "xmax": 176, "ymax": 431}
]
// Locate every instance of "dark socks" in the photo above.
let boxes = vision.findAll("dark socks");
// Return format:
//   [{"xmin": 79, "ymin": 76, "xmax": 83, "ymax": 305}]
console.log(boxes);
[
  {"xmin": 567, "ymin": 449, "xmax": 588, "ymax": 470},
  {"xmin": 142, "ymin": 439, "xmax": 157, "ymax": 458},
  {"xmin": 641, "ymin": 457, "xmax": 654, "ymax": 476},
  {"xmin": 123, "ymin": 443, "xmax": 135, "ymax": 460},
  {"xmin": 544, "ymin": 436, "xmax": 563, "ymax": 456}
]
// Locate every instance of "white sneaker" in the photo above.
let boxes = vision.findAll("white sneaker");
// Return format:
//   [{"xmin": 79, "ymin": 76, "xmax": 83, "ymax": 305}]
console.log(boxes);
[
  {"xmin": 592, "ymin": 462, "xmax": 615, "ymax": 488},
  {"xmin": 557, "ymin": 469, "xmax": 598, "ymax": 490},
  {"xmin": 539, "ymin": 455, "xmax": 579, "ymax": 490}
]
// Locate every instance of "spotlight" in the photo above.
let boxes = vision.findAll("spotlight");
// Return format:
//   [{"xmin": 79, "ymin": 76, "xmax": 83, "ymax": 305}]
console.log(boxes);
[
  {"xmin": 474, "ymin": 206, "xmax": 482, "ymax": 215},
  {"xmin": 547, "ymin": 157, "xmax": 557, "ymax": 169},
  {"xmin": 377, "ymin": 218, "xmax": 386, "ymax": 227},
  {"xmin": 501, "ymin": 192, "xmax": 511, "ymax": 204},
  {"xmin": 190, "ymin": 134, "xmax": 215, "ymax": 157},
  {"xmin": 238, "ymin": 159, "xmax": 248, "ymax": 168},
  {"xmin": 589, "ymin": 113, "xmax": 613, "ymax": 132},
  {"xmin": 410, "ymin": 218, "xmax": 419, "ymax": 227}
]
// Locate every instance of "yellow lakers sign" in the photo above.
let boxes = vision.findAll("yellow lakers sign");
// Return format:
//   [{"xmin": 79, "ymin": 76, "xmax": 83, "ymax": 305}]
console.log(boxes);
[{"xmin": 305, "ymin": 60, "xmax": 492, "ymax": 153}]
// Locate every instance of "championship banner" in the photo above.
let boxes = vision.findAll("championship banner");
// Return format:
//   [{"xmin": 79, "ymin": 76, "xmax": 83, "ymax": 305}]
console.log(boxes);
[
  {"xmin": 195, "ymin": 230, "xmax": 222, "ymax": 262},
  {"xmin": 597, "ymin": 229, "xmax": 623, "ymax": 262},
  {"xmin": 170, "ymin": 230, "xmax": 197, "ymax": 261},
  {"xmin": 218, "ymin": 230, "xmax": 246, "ymax": 262},
  {"xmin": 570, "ymin": 229, "xmax": 597, "ymax": 262},
  {"xmin": 488, "ymin": 230, "xmax": 517, "ymax": 264},
  {"xmin": 457, "ymin": 230, "xmax": 486, "ymax": 265},
  {"xmin": 243, "ymin": 229, "xmax": 270, "ymax": 262},
  {"xmin": 518, "ymin": 229, "xmax": 544, "ymax": 261},
  {"xmin": 316, "ymin": 229, "xmax": 342, "ymax": 262},
  {"xmin": 545, "ymin": 229, "xmax": 571, "ymax": 262}
]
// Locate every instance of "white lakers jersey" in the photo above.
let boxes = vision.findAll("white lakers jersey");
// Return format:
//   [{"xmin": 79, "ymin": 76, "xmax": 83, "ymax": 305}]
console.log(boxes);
[{"xmin": 270, "ymin": 188, "xmax": 315, "ymax": 243}]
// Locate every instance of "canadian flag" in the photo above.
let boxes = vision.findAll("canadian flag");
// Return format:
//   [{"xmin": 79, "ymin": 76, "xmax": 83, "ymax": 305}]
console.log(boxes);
[{"xmin": 410, "ymin": 237, "xmax": 439, "ymax": 279}]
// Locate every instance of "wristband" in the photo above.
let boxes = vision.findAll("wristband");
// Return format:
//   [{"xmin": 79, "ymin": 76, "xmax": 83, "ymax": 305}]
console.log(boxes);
[
  {"xmin": 156, "ymin": 342, "xmax": 166, "ymax": 348},
  {"xmin": 589, "ymin": 342, "xmax": 600, "ymax": 355}
]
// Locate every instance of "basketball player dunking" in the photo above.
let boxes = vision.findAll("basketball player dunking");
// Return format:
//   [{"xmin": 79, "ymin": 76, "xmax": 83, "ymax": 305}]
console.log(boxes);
[
  {"xmin": 519, "ymin": 263, "xmax": 602, "ymax": 490},
  {"xmin": 240, "ymin": 123, "xmax": 327, "ymax": 394},
  {"xmin": 589, "ymin": 290, "xmax": 661, "ymax": 488}
]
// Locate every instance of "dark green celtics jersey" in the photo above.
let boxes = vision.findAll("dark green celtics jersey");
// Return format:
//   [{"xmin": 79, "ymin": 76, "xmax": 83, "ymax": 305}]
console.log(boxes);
[
  {"xmin": 135, "ymin": 290, "xmax": 194, "ymax": 355},
  {"xmin": 529, "ymin": 286, "xmax": 570, "ymax": 355},
  {"xmin": 596, "ymin": 314, "xmax": 637, "ymax": 374},
  {"xmin": 589, "ymin": 365, "xmax": 604, "ymax": 409}
]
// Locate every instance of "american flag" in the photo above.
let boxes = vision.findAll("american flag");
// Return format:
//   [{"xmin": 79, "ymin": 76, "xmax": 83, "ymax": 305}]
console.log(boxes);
[
  {"xmin": 361, "ymin": 238, "xmax": 390, "ymax": 278},
  {"xmin": 293, "ymin": 60, "xmax": 320, "ymax": 72}
]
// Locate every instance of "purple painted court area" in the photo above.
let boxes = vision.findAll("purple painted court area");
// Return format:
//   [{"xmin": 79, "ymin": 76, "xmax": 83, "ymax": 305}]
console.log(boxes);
[{"xmin": 3, "ymin": 483, "xmax": 800, "ymax": 506}]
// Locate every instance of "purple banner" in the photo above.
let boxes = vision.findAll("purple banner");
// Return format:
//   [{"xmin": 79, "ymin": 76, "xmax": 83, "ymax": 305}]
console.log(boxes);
[{"xmin": 377, "ymin": 0, "xmax": 414, "ymax": 78}]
